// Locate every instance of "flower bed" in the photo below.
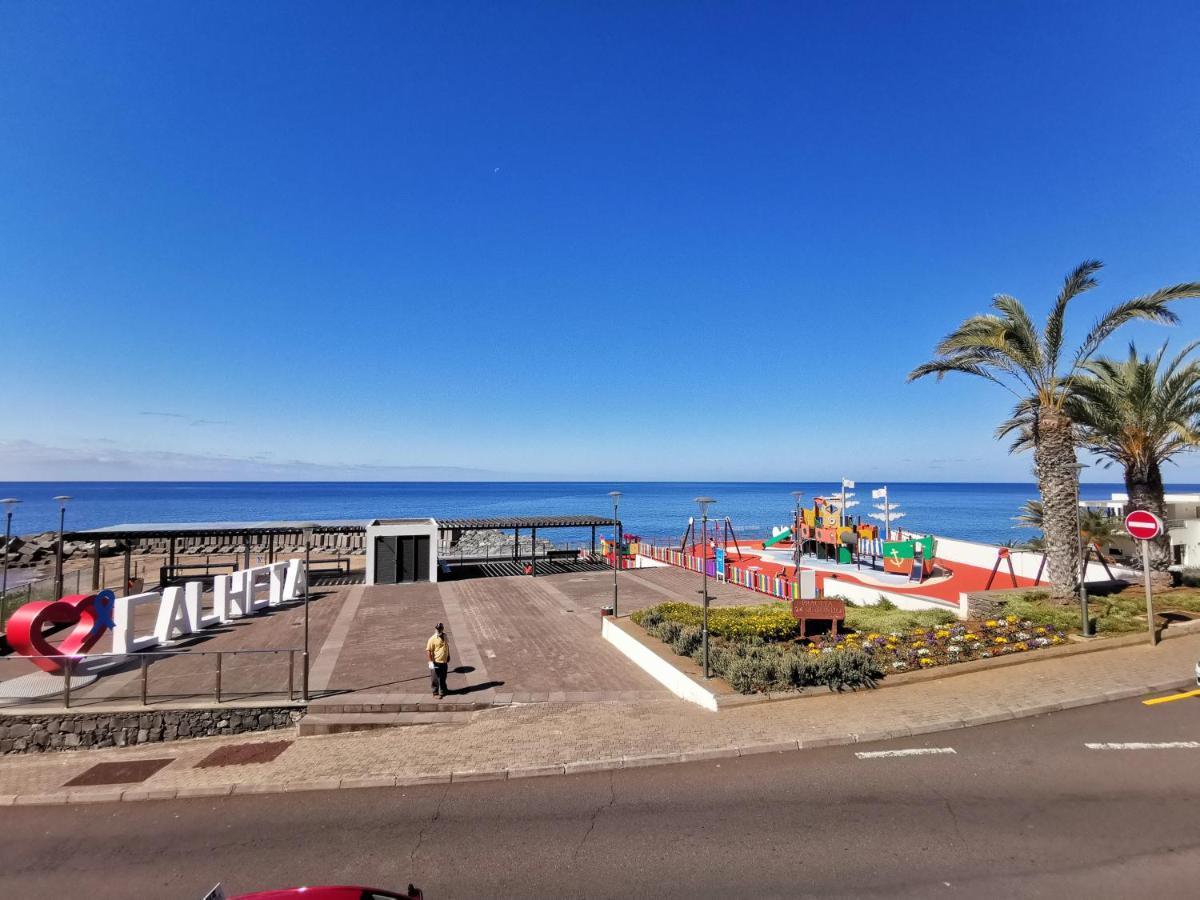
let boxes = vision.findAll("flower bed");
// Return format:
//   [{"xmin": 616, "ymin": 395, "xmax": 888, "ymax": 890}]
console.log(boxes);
[
  {"xmin": 807, "ymin": 615, "xmax": 1069, "ymax": 673},
  {"xmin": 631, "ymin": 602, "xmax": 1070, "ymax": 694}
]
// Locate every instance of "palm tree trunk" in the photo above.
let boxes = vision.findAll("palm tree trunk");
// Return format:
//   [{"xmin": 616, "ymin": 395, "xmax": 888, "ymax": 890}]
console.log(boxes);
[
  {"xmin": 1033, "ymin": 405, "xmax": 1081, "ymax": 604},
  {"xmin": 1125, "ymin": 461, "xmax": 1173, "ymax": 591}
]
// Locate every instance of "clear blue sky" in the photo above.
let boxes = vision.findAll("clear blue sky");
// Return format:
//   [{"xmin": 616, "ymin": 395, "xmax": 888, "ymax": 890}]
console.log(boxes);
[{"xmin": 2, "ymin": 1, "xmax": 1198, "ymax": 482}]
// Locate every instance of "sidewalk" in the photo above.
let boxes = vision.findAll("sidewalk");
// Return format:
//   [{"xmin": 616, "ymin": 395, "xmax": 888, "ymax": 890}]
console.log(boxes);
[{"xmin": 1, "ymin": 629, "xmax": 1196, "ymax": 805}]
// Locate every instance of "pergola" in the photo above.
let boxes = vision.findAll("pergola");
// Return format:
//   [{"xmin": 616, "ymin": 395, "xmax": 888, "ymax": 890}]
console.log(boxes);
[
  {"xmin": 435, "ymin": 515, "xmax": 621, "ymax": 576},
  {"xmin": 64, "ymin": 520, "xmax": 368, "ymax": 593}
]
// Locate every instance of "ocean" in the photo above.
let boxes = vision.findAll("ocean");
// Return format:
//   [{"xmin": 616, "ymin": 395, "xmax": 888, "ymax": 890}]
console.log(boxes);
[{"xmin": 3, "ymin": 481, "xmax": 1196, "ymax": 547}]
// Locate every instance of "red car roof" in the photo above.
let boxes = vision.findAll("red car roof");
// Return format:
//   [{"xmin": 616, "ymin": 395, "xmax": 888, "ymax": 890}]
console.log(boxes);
[{"xmin": 232, "ymin": 887, "xmax": 415, "ymax": 899}]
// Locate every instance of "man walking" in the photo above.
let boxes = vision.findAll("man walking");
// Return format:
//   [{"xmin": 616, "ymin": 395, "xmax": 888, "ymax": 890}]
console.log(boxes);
[{"xmin": 426, "ymin": 622, "xmax": 450, "ymax": 698}]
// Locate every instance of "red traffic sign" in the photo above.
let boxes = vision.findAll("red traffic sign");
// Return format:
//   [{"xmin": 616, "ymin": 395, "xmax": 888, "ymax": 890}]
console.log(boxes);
[{"xmin": 1124, "ymin": 509, "xmax": 1164, "ymax": 541}]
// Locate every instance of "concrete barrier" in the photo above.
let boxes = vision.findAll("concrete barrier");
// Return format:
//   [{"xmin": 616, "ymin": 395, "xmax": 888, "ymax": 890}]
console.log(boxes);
[{"xmin": 601, "ymin": 617, "xmax": 718, "ymax": 711}]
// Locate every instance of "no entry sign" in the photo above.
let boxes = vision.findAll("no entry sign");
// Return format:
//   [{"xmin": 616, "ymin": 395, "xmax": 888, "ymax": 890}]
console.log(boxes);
[{"xmin": 1124, "ymin": 510, "xmax": 1165, "ymax": 541}]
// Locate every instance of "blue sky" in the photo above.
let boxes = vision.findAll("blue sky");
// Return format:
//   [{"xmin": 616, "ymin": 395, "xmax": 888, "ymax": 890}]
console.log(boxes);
[{"xmin": 2, "ymin": 1, "xmax": 1198, "ymax": 483}]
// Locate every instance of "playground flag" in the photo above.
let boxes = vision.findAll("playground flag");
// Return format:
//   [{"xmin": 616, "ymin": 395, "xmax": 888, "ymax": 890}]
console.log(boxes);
[
  {"xmin": 842, "ymin": 478, "xmax": 855, "ymax": 488},
  {"xmin": 872, "ymin": 487, "xmax": 887, "ymax": 499}
]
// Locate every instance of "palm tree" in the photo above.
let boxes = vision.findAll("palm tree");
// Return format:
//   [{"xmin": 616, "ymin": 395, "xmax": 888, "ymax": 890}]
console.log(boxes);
[
  {"xmin": 909, "ymin": 261, "xmax": 1200, "ymax": 603},
  {"xmin": 1071, "ymin": 340, "xmax": 1200, "ymax": 586}
]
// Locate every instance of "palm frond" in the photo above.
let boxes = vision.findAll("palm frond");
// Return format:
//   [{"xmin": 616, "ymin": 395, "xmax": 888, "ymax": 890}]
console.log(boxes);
[{"xmin": 1044, "ymin": 260, "xmax": 1102, "ymax": 376}]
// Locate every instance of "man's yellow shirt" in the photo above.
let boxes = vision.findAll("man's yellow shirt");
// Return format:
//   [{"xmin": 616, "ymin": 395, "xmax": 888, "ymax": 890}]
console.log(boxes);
[{"xmin": 427, "ymin": 633, "xmax": 449, "ymax": 663}]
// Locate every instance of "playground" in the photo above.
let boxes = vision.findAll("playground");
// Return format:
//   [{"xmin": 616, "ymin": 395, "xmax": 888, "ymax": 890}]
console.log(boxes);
[{"xmin": 619, "ymin": 488, "xmax": 1050, "ymax": 616}]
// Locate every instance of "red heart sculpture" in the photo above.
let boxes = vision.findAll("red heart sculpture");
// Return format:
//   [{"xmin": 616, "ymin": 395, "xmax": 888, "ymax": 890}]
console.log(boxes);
[{"xmin": 5, "ymin": 594, "xmax": 104, "ymax": 674}]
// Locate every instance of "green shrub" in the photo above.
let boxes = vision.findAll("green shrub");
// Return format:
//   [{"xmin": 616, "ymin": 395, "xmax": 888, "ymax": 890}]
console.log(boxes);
[
  {"xmin": 672, "ymin": 624, "xmax": 703, "ymax": 657},
  {"xmin": 1178, "ymin": 568, "xmax": 1200, "ymax": 588},
  {"xmin": 842, "ymin": 603, "xmax": 957, "ymax": 634},
  {"xmin": 684, "ymin": 638, "xmax": 880, "ymax": 694},
  {"xmin": 999, "ymin": 595, "xmax": 1079, "ymax": 632}
]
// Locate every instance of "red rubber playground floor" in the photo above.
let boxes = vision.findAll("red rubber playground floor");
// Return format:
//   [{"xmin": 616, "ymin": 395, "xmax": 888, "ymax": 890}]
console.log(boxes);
[{"xmin": 676, "ymin": 541, "xmax": 1039, "ymax": 608}]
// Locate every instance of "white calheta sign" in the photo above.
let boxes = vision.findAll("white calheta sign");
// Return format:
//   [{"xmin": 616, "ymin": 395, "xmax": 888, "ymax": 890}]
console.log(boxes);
[{"xmin": 113, "ymin": 559, "xmax": 307, "ymax": 654}]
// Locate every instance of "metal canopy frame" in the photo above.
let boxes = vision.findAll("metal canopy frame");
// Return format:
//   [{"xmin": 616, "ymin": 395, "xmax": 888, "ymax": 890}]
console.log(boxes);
[
  {"xmin": 436, "ymin": 515, "xmax": 621, "ymax": 578},
  {"xmin": 435, "ymin": 515, "xmax": 618, "ymax": 531}
]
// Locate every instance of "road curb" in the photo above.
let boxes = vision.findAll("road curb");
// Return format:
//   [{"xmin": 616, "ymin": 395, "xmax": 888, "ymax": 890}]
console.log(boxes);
[{"xmin": 6, "ymin": 676, "xmax": 1193, "ymax": 807}]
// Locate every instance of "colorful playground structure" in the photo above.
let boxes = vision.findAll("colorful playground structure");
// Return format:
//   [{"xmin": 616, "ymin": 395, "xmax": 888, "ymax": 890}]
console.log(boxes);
[{"xmin": 623, "ymin": 487, "xmax": 1061, "ymax": 617}]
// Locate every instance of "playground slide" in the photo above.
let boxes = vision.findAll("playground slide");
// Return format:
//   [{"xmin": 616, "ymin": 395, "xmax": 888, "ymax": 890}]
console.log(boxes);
[{"xmin": 763, "ymin": 528, "xmax": 792, "ymax": 548}]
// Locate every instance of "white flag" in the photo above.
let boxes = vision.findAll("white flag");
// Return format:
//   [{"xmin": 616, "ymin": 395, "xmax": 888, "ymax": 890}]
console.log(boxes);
[
  {"xmin": 842, "ymin": 478, "xmax": 855, "ymax": 488},
  {"xmin": 872, "ymin": 488, "xmax": 887, "ymax": 499}
]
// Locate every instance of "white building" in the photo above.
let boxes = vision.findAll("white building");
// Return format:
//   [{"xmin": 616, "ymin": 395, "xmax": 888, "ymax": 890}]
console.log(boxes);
[{"xmin": 1079, "ymin": 493, "xmax": 1200, "ymax": 568}]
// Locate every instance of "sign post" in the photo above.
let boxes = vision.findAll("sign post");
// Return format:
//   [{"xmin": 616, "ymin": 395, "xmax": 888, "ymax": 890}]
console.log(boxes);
[{"xmin": 1124, "ymin": 510, "xmax": 1165, "ymax": 646}]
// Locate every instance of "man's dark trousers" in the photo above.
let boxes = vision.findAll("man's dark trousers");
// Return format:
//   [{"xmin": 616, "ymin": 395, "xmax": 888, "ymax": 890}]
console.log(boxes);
[{"xmin": 431, "ymin": 662, "xmax": 449, "ymax": 696}]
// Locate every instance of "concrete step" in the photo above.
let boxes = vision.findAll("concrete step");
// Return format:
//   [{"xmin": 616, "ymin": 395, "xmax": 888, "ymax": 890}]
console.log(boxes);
[
  {"xmin": 311, "ymin": 698, "xmax": 493, "ymax": 714},
  {"xmin": 299, "ymin": 710, "xmax": 473, "ymax": 736}
]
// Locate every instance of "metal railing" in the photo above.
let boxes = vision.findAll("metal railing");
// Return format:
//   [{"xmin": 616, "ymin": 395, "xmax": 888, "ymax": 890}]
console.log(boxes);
[{"xmin": 0, "ymin": 648, "xmax": 305, "ymax": 709}]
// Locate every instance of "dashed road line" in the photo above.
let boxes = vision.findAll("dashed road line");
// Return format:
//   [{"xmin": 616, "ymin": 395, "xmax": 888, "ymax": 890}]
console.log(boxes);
[
  {"xmin": 855, "ymin": 747, "xmax": 957, "ymax": 759},
  {"xmin": 1085, "ymin": 742, "xmax": 1200, "ymax": 750}
]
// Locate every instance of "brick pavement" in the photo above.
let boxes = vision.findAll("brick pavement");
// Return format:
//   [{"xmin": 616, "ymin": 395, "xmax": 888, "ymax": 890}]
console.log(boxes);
[{"xmin": 1, "ymin": 629, "xmax": 1195, "ymax": 804}]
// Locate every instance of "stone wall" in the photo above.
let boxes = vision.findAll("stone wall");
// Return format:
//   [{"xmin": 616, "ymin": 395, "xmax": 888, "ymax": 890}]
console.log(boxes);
[
  {"xmin": 0, "ymin": 707, "xmax": 303, "ymax": 755},
  {"xmin": 963, "ymin": 588, "xmax": 1034, "ymax": 620}
]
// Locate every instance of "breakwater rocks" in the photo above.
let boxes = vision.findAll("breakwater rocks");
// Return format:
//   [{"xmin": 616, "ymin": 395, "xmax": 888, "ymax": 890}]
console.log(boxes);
[
  {"xmin": 1, "ymin": 530, "xmax": 368, "ymax": 569},
  {"xmin": 0, "ymin": 707, "xmax": 303, "ymax": 754},
  {"xmin": 0, "ymin": 533, "xmax": 125, "ymax": 569},
  {"xmin": 442, "ymin": 530, "xmax": 556, "ymax": 558}
]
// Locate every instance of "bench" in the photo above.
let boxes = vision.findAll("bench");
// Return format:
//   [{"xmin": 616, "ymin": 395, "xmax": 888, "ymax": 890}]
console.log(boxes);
[{"xmin": 791, "ymin": 598, "xmax": 847, "ymax": 637}]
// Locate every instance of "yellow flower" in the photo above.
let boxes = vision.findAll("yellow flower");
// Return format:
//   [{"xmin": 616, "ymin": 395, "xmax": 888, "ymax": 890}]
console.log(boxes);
[
  {"xmin": 911, "ymin": 642, "xmax": 924, "ymax": 649},
  {"xmin": 1014, "ymin": 642, "xmax": 1028, "ymax": 651},
  {"xmin": 964, "ymin": 633, "xmax": 978, "ymax": 641},
  {"xmin": 934, "ymin": 630, "xmax": 950, "ymax": 639},
  {"xmin": 919, "ymin": 658, "xmax": 935, "ymax": 666},
  {"xmin": 1035, "ymin": 626, "xmax": 1047, "ymax": 634},
  {"xmin": 985, "ymin": 620, "xmax": 998, "ymax": 628},
  {"xmin": 1006, "ymin": 615, "xmax": 1019, "ymax": 623},
  {"xmin": 993, "ymin": 636, "xmax": 1008, "ymax": 644}
]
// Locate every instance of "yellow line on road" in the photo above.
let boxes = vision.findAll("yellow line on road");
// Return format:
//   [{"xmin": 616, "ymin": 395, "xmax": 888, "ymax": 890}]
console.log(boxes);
[{"xmin": 1142, "ymin": 689, "xmax": 1200, "ymax": 706}]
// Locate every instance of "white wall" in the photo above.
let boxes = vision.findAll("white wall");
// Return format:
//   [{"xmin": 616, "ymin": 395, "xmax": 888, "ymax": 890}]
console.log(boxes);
[
  {"xmin": 602, "ymin": 617, "xmax": 718, "ymax": 711},
  {"xmin": 818, "ymin": 576, "xmax": 967, "ymax": 619}
]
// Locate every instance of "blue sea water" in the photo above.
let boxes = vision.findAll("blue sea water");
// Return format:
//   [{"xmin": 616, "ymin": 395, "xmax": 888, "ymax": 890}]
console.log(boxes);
[{"xmin": 3, "ymin": 481, "xmax": 1198, "ymax": 547}]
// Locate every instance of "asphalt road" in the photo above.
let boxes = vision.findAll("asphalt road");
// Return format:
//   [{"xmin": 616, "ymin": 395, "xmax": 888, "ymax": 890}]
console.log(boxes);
[{"xmin": 4, "ymin": 694, "xmax": 1200, "ymax": 899}]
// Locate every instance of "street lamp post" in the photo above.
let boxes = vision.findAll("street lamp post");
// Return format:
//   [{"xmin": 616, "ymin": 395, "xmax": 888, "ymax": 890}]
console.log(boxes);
[
  {"xmin": 1072, "ymin": 464, "xmax": 1091, "ymax": 636},
  {"xmin": 790, "ymin": 490, "xmax": 804, "ymax": 573},
  {"xmin": 53, "ymin": 495, "xmax": 71, "ymax": 598},
  {"xmin": 695, "ymin": 497, "xmax": 715, "ymax": 678},
  {"xmin": 301, "ymin": 524, "xmax": 314, "ymax": 701},
  {"xmin": 1, "ymin": 498, "xmax": 21, "ymax": 601},
  {"xmin": 608, "ymin": 491, "xmax": 622, "ymax": 616}
]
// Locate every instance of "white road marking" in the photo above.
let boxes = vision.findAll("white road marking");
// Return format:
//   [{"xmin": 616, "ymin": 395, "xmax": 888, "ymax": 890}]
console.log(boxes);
[
  {"xmin": 1084, "ymin": 741, "xmax": 1200, "ymax": 750},
  {"xmin": 855, "ymin": 747, "xmax": 957, "ymax": 759}
]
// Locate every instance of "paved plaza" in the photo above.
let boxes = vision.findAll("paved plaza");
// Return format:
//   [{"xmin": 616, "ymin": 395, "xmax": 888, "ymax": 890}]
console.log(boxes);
[{"xmin": 0, "ymin": 564, "xmax": 752, "ymax": 710}]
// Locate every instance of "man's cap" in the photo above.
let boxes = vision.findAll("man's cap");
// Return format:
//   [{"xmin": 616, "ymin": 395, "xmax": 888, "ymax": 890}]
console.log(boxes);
[{"xmin": 436, "ymin": 622, "xmax": 444, "ymax": 631}]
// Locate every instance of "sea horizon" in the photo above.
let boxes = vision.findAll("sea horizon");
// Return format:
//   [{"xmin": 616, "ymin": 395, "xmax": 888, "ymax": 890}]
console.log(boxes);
[{"xmin": 3, "ymin": 480, "xmax": 1197, "ymax": 547}]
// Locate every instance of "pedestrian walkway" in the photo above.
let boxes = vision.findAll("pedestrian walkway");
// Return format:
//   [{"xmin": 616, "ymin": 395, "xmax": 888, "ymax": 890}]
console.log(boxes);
[{"xmin": 2, "ymin": 629, "xmax": 1196, "ymax": 805}]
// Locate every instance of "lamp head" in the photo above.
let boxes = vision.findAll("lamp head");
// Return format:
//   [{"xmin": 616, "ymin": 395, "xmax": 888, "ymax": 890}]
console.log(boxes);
[
  {"xmin": 53, "ymin": 495, "xmax": 71, "ymax": 506},
  {"xmin": 694, "ymin": 496, "xmax": 715, "ymax": 517},
  {"xmin": 0, "ymin": 498, "xmax": 20, "ymax": 510}
]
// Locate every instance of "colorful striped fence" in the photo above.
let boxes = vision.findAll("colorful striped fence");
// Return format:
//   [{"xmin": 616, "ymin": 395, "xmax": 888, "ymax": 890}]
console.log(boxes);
[{"xmin": 640, "ymin": 543, "xmax": 800, "ymax": 602}]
